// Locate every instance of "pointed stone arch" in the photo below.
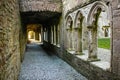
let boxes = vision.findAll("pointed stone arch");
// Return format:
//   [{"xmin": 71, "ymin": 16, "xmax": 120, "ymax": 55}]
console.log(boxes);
[
  {"xmin": 65, "ymin": 15, "xmax": 74, "ymax": 51},
  {"xmin": 74, "ymin": 11, "xmax": 84, "ymax": 54},
  {"xmin": 66, "ymin": 15, "xmax": 73, "ymax": 29},
  {"xmin": 87, "ymin": 1, "xmax": 110, "ymax": 61},
  {"xmin": 87, "ymin": 1, "xmax": 108, "ymax": 25}
]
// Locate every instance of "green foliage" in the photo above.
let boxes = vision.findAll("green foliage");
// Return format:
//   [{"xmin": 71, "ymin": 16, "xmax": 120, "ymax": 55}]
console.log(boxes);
[{"xmin": 98, "ymin": 38, "xmax": 110, "ymax": 49}]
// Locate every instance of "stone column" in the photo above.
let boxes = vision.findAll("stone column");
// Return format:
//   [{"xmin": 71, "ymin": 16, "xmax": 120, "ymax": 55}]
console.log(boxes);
[
  {"xmin": 74, "ymin": 27, "xmax": 83, "ymax": 55},
  {"xmin": 46, "ymin": 29, "xmax": 48, "ymax": 41},
  {"xmin": 57, "ymin": 25, "xmax": 60, "ymax": 46},
  {"xmin": 70, "ymin": 29, "xmax": 74, "ymax": 51},
  {"xmin": 66, "ymin": 28, "xmax": 71, "ymax": 50},
  {"xmin": 54, "ymin": 26, "xmax": 56, "ymax": 45},
  {"xmin": 43, "ymin": 28, "xmax": 46, "ymax": 41},
  {"xmin": 87, "ymin": 26, "xmax": 99, "ymax": 61},
  {"xmin": 41, "ymin": 27, "xmax": 43, "ymax": 42},
  {"xmin": 74, "ymin": 28, "xmax": 78, "ymax": 53},
  {"xmin": 52, "ymin": 26, "xmax": 54, "ymax": 44},
  {"xmin": 51, "ymin": 27, "xmax": 53, "ymax": 44}
]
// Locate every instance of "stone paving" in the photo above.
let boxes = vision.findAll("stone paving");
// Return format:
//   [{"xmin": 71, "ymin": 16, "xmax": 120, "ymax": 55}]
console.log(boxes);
[{"xmin": 18, "ymin": 43, "xmax": 88, "ymax": 80}]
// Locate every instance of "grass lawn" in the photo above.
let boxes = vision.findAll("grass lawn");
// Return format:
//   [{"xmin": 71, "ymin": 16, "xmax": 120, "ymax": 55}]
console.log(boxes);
[{"xmin": 98, "ymin": 38, "xmax": 110, "ymax": 49}]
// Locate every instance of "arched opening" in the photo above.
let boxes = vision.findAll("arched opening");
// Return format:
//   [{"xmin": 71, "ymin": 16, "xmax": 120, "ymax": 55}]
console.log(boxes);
[
  {"xmin": 27, "ymin": 24, "xmax": 42, "ymax": 43},
  {"xmin": 98, "ymin": 10, "xmax": 110, "ymax": 38},
  {"xmin": 87, "ymin": 2, "xmax": 111, "ymax": 62},
  {"xmin": 74, "ymin": 11, "xmax": 84, "ymax": 54},
  {"xmin": 28, "ymin": 30, "xmax": 35, "ymax": 40},
  {"xmin": 66, "ymin": 15, "xmax": 74, "ymax": 51}
]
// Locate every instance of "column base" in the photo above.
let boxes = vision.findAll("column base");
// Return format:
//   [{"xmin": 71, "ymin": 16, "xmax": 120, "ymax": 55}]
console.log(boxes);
[
  {"xmin": 53, "ymin": 43, "xmax": 56, "ymax": 45},
  {"xmin": 74, "ymin": 51, "xmax": 84, "ymax": 55},
  {"xmin": 67, "ymin": 48, "xmax": 73, "ymax": 51},
  {"xmin": 56, "ymin": 44, "xmax": 60, "ymax": 47},
  {"xmin": 67, "ymin": 49, "xmax": 75, "ymax": 54},
  {"xmin": 87, "ymin": 57, "xmax": 100, "ymax": 62}
]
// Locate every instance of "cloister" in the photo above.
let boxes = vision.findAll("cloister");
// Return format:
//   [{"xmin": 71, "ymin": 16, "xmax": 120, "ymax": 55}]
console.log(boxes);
[{"xmin": 0, "ymin": 0, "xmax": 120, "ymax": 80}]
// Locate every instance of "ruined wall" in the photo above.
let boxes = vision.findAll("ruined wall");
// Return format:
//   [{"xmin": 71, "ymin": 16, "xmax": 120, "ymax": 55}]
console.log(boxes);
[
  {"xmin": 0, "ymin": 0, "xmax": 26, "ymax": 80},
  {"xmin": 62, "ymin": 0, "xmax": 89, "ymax": 14},
  {"xmin": 62, "ymin": 0, "xmax": 111, "ymax": 15},
  {"xmin": 111, "ymin": 0, "xmax": 120, "ymax": 77},
  {"xmin": 19, "ymin": 23, "xmax": 27, "ymax": 62},
  {"xmin": 19, "ymin": 0, "xmax": 62, "ymax": 12}
]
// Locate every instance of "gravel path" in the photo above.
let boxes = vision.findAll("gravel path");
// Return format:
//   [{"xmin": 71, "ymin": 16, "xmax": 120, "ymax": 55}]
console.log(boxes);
[{"xmin": 18, "ymin": 44, "xmax": 87, "ymax": 80}]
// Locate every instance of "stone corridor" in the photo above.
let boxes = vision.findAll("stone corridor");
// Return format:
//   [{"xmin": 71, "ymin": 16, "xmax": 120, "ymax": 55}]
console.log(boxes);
[
  {"xmin": 1, "ymin": 0, "xmax": 120, "ymax": 80},
  {"xmin": 18, "ymin": 43, "xmax": 87, "ymax": 80}
]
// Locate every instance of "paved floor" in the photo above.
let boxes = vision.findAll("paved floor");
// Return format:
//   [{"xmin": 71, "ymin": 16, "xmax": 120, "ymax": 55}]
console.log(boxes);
[{"xmin": 18, "ymin": 43, "xmax": 87, "ymax": 80}]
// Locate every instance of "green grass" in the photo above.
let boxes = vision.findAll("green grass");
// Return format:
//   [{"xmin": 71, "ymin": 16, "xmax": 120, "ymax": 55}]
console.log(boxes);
[{"xmin": 98, "ymin": 38, "xmax": 110, "ymax": 49}]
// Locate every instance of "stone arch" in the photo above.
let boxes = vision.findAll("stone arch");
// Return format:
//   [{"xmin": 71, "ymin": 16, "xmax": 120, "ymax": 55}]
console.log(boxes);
[
  {"xmin": 66, "ymin": 15, "xmax": 73, "ymax": 29},
  {"xmin": 87, "ymin": 1, "xmax": 110, "ymax": 61},
  {"xmin": 74, "ymin": 11, "xmax": 84, "ymax": 27},
  {"xmin": 66, "ymin": 15, "xmax": 74, "ymax": 51},
  {"xmin": 87, "ymin": 1, "xmax": 108, "ymax": 25},
  {"xmin": 74, "ymin": 11, "xmax": 84, "ymax": 54},
  {"xmin": 28, "ymin": 30, "xmax": 35, "ymax": 39}
]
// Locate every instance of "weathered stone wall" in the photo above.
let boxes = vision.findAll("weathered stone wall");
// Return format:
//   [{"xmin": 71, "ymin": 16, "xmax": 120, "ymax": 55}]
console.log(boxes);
[
  {"xmin": 111, "ymin": 0, "xmax": 120, "ymax": 77},
  {"xmin": 62, "ymin": 0, "xmax": 89, "ymax": 14},
  {"xmin": 19, "ymin": 0, "xmax": 62, "ymax": 12},
  {"xmin": 62, "ymin": 0, "xmax": 111, "ymax": 15},
  {"xmin": 0, "ymin": 0, "xmax": 26, "ymax": 80},
  {"xmin": 19, "ymin": 23, "xmax": 27, "ymax": 62}
]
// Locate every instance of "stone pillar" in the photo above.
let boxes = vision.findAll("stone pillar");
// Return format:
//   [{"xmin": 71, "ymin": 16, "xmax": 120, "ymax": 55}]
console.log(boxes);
[
  {"xmin": 41, "ymin": 27, "xmax": 43, "ymax": 42},
  {"xmin": 111, "ymin": 0, "xmax": 120, "ymax": 76},
  {"xmin": 56, "ymin": 26, "xmax": 58, "ymax": 46},
  {"xmin": 52, "ymin": 26, "xmax": 54, "ymax": 44},
  {"xmin": 66, "ymin": 28, "xmax": 70, "ymax": 50},
  {"xmin": 46, "ymin": 29, "xmax": 48, "ymax": 41},
  {"xmin": 51, "ymin": 27, "xmax": 53, "ymax": 44},
  {"xmin": 74, "ymin": 28, "xmax": 83, "ymax": 55},
  {"xmin": 30, "ymin": 31, "xmax": 35, "ymax": 39},
  {"xmin": 82, "ymin": 25, "xmax": 88, "ymax": 50},
  {"xmin": 43, "ymin": 28, "xmax": 46, "ymax": 41},
  {"xmin": 54, "ymin": 26, "xmax": 56, "ymax": 45},
  {"xmin": 57, "ymin": 25, "xmax": 60, "ymax": 46},
  {"xmin": 70, "ymin": 29, "xmax": 73, "ymax": 51},
  {"xmin": 87, "ymin": 26, "xmax": 99, "ymax": 61}
]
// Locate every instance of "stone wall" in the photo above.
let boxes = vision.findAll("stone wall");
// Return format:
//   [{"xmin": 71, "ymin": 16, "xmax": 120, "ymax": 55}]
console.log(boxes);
[
  {"xmin": 0, "ymin": 0, "xmax": 26, "ymax": 80},
  {"xmin": 111, "ymin": 0, "xmax": 120, "ymax": 77},
  {"xmin": 19, "ymin": 23, "xmax": 27, "ymax": 62},
  {"xmin": 19, "ymin": 0, "xmax": 62, "ymax": 12},
  {"xmin": 62, "ymin": 0, "xmax": 111, "ymax": 15}
]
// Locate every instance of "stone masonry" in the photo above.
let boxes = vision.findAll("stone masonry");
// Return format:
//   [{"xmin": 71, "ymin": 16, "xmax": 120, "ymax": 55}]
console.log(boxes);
[{"xmin": 0, "ymin": 0, "xmax": 26, "ymax": 80}]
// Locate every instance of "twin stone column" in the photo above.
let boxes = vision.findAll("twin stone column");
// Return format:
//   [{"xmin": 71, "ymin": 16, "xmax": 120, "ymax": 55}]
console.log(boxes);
[{"xmin": 66, "ymin": 25, "xmax": 99, "ymax": 61}]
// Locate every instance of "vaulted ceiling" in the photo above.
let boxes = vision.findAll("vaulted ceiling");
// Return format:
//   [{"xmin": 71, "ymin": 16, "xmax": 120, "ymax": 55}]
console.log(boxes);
[{"xmin": 19, "ymin": 0, "xmax": 62, "ymax": 24}]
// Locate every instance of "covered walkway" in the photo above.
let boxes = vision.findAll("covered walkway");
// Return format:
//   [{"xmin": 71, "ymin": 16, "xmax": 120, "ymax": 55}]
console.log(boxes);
[{"xmin": 18, "ymin": 43, "xmax": 87, "ymax": 80}]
